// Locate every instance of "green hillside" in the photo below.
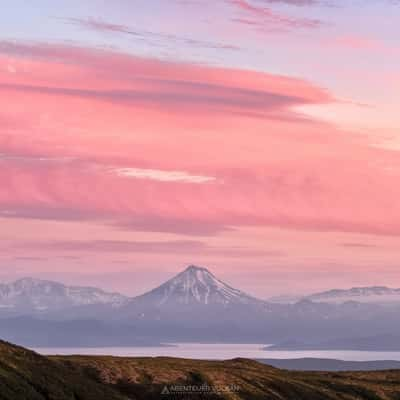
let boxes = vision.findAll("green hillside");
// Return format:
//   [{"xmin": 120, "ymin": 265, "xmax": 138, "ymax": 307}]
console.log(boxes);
[
  {"xmin": 1, "ymin": 340, "xmax": 400, "ymax": 399},
  {"xmin": 0, "ymin": 340, "xmax": 125, "ymax": 400}
]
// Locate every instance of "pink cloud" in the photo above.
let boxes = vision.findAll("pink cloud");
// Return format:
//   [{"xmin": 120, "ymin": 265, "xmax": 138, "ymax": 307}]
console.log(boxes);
[
  {"xmin": 0, "ymin": 41, "xmax": 331, "ymax": 115},
  {"xmin": 227, "ymin": 0, "xmax": 323, "ymax": 31},
  {"xmin": 1, "ymin": 42, "xmax": 400, "ymax": 238},
  {"xmin": 14, "ymin": 238, "xmax": 282, "ymax": 258}
]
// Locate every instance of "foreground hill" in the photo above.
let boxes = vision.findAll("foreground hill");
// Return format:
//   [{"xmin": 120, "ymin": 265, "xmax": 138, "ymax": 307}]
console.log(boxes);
[
  {"xmin": 0, "ymin": 340, "xmax": 125, "ymax": 400},
  {"xmin": 2, "ymin": 340, "xmax": 400, "ymax": 399}
]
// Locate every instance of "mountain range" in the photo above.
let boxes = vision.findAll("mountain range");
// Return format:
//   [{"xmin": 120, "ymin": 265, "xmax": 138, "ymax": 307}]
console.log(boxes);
[
  {"xmin": 1, "ymin": 265, "xmax": 400, "ymax": 348},
  {"xmin": 305, "ymin": 286, "xmax": 400, "ymax": 304},
  {"xmin": 0, "ymin": 277, "xmax": 128, "ymax": 313},
  {"xmin": 270, "ymin": 286, "xmax": 400, "ymax": 305},
  {"xmin": 0, "ymin": 266, "xmax": 263, "ymax": 314},
  {"xmin": 3, "ymin": 265, "xmax": 400, "ymax": 313}
]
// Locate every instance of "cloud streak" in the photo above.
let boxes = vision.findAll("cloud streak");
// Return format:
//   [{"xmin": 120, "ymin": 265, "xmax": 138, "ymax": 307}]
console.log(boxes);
[
  {"xmin": 227, "ymin": 0, "xmax": 323, "ymax": 31},
  {"xmin": 63, "ymin": 17, "xmax": 240, "ymax": 52},
  {"xmin": 113, "ymin": 167, "xmax": 217, "ymax": 184},
  {"xmin": 15, "ymin": 239, "xmax": 284, "ymax": 258},
  {"xmin": 0, "ymin": 41, "xmax": 332, "ymax": 120}
]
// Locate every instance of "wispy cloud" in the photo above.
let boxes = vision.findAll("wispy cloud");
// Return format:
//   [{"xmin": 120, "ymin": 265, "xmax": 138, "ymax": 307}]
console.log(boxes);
[
  {"xmin": 16, "ymin": 239, "xmax": 284, "ymax": 258},
  {"xmin": 62, "ymin": 17, "xmax": 240, "ymax": 52},
  {"xmin": 0, "ymin": 41, "xmax": 332, "ymax": 119},
  {"xmin": 13, "ymin": 256, "xmax": 48, "ymax": 261},
  {"xmin": 113, "ymin": 167, "xmax": 217, "ymax": 184},
  {"xmin": 256, "ymin": 0, "xmax": 319, "ymax": 4},
  {"xmin": 340, "ymin": 242, "xmax": 379, "ymax": 249},
  {"xmin": 0, "ymin": 81, "xmax": 313, "ymax": 119},
  {"xmin": 227, "ymin": 0, "xmax": 324, "ymax": 31},
  {"xmin": 31, "ymin": 239, "xmax": 207, "ymax": 254}
]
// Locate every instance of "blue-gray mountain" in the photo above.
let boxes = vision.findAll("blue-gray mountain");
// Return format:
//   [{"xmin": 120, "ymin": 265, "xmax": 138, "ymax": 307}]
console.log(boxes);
[
  {"xmin": 1, "ymin": 265, "xmax": 400, "ymax": 348},
  {"xmin": 269, "ymin": 286, "xmax": 400, "ymax": 305},
  {"xmin": 0, "ymin": 266, "xmax": 262, "ymax": 316},
  {"xmin": 305, "ymin": 286, "xmax": 400, "ymax": 304},
  {"xmin": 0, "ymin": 277, "xmax": 128, "ymax": 314},
  {"xmin": 128, "ymin": 265, "xmax": 261, "ymax": 307}
]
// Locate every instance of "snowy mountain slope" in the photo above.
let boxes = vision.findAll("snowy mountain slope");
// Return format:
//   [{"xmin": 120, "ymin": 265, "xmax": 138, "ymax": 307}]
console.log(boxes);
[
  {"xmin": 0, "ymin": 277, "xmax": 128, "ymax": 312},
  {"xmin": 129, "ymin": 265, "xmax": 263, "ymax": 307},
  {"xmin": 0, "ymin": 266, "xmax": 264, "ymax": 318},
  {"xmin": 305, "ymin": 286, "xmax": 400, "ymax": 304}
]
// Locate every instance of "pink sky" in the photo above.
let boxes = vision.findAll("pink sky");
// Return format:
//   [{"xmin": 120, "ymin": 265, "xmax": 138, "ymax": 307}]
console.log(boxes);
[{"xmin": 0, "ymin": 0, "xmax": 400, "ymax": 298}]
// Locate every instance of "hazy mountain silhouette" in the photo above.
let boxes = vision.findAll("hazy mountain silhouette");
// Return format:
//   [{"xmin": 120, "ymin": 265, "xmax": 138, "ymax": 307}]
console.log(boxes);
[
  {"xmin": 127, "ymin": 265, "xmax": 262, "ymax": 307},
  {"xmin": 2, "ymin": 266, "xmax": 400, "ymax": 348},
  {"xmin": 0, "ymin": 277, "xmax": 128, "ymax": 314}
]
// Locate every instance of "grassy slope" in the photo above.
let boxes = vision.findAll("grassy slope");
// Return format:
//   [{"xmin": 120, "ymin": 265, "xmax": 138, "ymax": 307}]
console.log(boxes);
[
  {"xmin": 1, "ymin": 340, "xmax": 400, "ymax": 399},
  {"xmin": 56, "ymin": 355, "xmax": 400, "ymax": 400},
  {"xmin": 0, "ymin": 340, "xmax": 126, "ymax": 400}
]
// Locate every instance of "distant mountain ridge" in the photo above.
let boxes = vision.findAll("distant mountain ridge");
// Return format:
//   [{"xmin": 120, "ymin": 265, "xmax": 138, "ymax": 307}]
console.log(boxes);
[
  {"xmin": 3, "ymin": 267, "xmax": 400, "ymax": 348},
  {"xmin": 0, "ymin": 265, "xmax": 263, "ymax": 315},
  {"xmin": 305, "ymin": 286, "xmax": 400, "ymax": 304},
  {"xmin": 268, "ymin": 286, "xmax": 400, "ymax": 305},
  {"xmin": 0, "ymin": 277, "xmax": 128, "ymax": 312},
  {"xmin": 4, "ymin": 268, "xmax": 399, "ymax": 313},
  {"xmin": 266, "ymin": 333, "xmax": 400, "ymax": 351}
]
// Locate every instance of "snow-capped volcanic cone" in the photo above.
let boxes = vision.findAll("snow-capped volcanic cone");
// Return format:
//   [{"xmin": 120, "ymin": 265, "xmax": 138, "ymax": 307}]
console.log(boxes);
[{"xmin": 129, "ymin": 265, "xmax": 263, "ymax": 308}]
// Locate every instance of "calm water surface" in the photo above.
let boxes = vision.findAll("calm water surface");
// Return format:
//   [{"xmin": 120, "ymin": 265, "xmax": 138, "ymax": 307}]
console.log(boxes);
[{"xmin": 33, "ymin": 343, "xmax": 400, "ymax": 361}]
